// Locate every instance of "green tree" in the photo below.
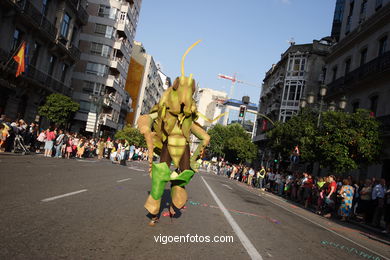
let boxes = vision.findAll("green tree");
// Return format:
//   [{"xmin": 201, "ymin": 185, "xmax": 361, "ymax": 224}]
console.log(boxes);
[
  {"xmin": 316, "ymin": 109, "xmax": 381, "ymax": 173},
  {"xmin": 115, "ymin": 124, "xmax": 146, "ymax": 147},
  {"xmin": 38, "ymin": 93, "xmax": 79, "ymax": 126},
  {"xmin": 266, "ymin": 109, "xmax": 381, "ymax": 174},
  {"xmin": 207, "ymin": 123, "xmax": 257, "ymax": 163},
  {"xmin": 266, "ymin": 111, "xmax": 317, "ymax": 162}
]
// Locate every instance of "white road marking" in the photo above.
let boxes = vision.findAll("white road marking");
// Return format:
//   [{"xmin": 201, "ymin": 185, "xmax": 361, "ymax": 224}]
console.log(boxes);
[
  {"xmin": 76, "ymin": 159, "xmax": 96, "ymax": 163},
  {"xmin": 127, "ymin": 167, "xmax": 144, "ymax": 172},
  {"xmin": 257, "ymin": 192, "xmax": 389, "ymax": 260},
  {"xmin": 222, "ymin": 184, "xmax": 233, "ymax": 190},
  {"xmin": 116, "ymin": 178, "xmax": 132, "ymax": 183},
  {"xmin": 201, "ymin": 176, "xmax": 263, "ymax": 260},
  {"xmin": 41, "ymin": 189, "xmax": 88, "ymax": 202}
]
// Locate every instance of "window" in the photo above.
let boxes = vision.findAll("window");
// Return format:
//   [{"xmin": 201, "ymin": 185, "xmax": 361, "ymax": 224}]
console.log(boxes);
[
  {"xmin": 83, "ymin": 81, "xmax": 104, "ymax": 95},
  {"xmin": 344, "ymin": 58, "xmax": 351, "ymax": 76},
  {"xmin": 360, "ymin": 0, "xmax": 367, "ymax": 15},
  {"xmin": 94, "ymin": 24, "xmax": 113, "ymax": 39},
  {"xmin": 370, "ymin": 96, "xmax": 378, "ymax": 116},
  {"xmin": 90, "ymin": 42, "xmax": 111, "ymax": 57},
  {"xmin": 98, "ymin": 5, "xmax": 117, "ymax": 19},
  {"xmin": 345, "ymin": 1, "xmax": 354, "ymax": 34},
  {"xmin": 287, "ymin": 55, "xmax": 306, "ymax": 77},
  {"xmin": 48, "ymin": 55, "xmax": 56, "ymax": 76},
  {"xmin": 60, "ymin": 13, "xmax": 70, "ymax": 38},
  {"xmin": 95, "ymin": 24, "xmax": 106, "ymax": 34},
  {"xmin": 332, "ymin": 66, "xmax": 338, "ymax": 81},
  {"xmin": 120, "ymin": 11, "xmax": 126, "ymax": 20},
  {"xmin": 360, "ymin": 48, "xmax": 367, "ymax": 66},
  {"xmin": 352, "ymin": 101, "xmax": 359, "ymax": 113},
  {"xmin": 41, "ymin": 0, "xmax": 49, "ymax": 16},
  {"xmin": 378, "ymin": 36, "xmax": 388, "ymax": 56},
  {"xmin": 86, "ymin": 62, "xmax": 107, "ymax": 77},
  {"xmin": 79, "ymin": 101, "xmax": 91, "ymax": 112},
  {"xmin": 60, "ymin": 64, "xmax": 68, "ymax": 82},
  {"xmin": 30, "ymin": 42, "xmax": 40, "ymax": 66},
  {"xmin": 282, "ymin": 80, "xmax": 304, "ymax": 102},
  {"xmin": 71, "ymin": 26, "xmax": 78, "ymax": 44},
  {"xmin": 11, "ymin": 29, "xmax": 22, "ymax": 51},
  {"xmin": 375, "ymin": 0, "xmax": 383, "ymax": 10}
]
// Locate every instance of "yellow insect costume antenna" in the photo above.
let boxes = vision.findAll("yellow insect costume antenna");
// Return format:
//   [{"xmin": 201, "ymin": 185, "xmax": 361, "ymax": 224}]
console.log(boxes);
[{"xmin": 180, "ymin": 40, "xmax": 202, "ymax": 84}]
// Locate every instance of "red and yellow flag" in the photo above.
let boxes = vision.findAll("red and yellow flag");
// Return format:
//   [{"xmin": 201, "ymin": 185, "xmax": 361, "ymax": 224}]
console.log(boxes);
[{"xmin": 13, "ymin": 41, "xmax": 26, "ymax": 77}]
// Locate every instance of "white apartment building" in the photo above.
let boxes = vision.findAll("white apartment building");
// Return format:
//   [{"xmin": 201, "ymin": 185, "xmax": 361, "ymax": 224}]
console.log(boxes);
[{"xmin": 131, "ymin": 41, "xmax": 164, "ymax": 125}]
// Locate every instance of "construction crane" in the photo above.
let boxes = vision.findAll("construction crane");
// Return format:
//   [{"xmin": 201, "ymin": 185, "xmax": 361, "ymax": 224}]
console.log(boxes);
[{"xmin": 217, "ymin": 73, "xmax": 260, "ymax": 99}]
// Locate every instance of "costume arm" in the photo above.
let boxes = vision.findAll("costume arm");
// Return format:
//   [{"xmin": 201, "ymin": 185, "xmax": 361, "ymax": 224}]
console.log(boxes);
[
  {"xmin": 138, "ymin": 112, "xmax": 158, "ymax": 176},
  {"xmin": 190, "ymin": 122, "xmax": 210, "ymax": 172}
]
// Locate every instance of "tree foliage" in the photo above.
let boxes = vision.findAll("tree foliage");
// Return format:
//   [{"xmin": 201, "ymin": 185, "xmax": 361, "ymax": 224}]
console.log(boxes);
[
  {"xmin": 115, "ymin": 124, "xmax": 146, "ymax": 147},
  {"xmin": 38, "ymin": 93, "xmax": 79, "ymax": 126},
  {"xmin": 207, "ymin": 123, "xmax": 257, "ymax": 163},
  {"xmin": 266, "ymin": 109, "xmax": 381, "ymax": 174}
]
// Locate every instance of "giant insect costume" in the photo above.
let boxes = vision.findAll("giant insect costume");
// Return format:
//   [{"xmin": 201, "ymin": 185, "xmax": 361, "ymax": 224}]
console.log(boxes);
[{"xmin": 138, "ymin": 40, "xmax": 223, "ymax": 226}]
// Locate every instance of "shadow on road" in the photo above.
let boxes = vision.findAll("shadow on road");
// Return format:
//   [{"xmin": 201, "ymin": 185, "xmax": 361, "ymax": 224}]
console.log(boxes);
[{"xmin": 145, "ymin": 189, "xmax": 183, "ymax": 220}]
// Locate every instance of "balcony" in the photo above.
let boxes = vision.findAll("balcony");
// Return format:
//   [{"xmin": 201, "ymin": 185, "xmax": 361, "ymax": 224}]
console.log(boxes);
[
  {"xmin": 327, "ymin": 50, "xmax": 390, "ymax": 97},
  {"xmin": 0, "ymin": 48, "xmax": 72, "ymax": 95},
  {"xmin": 273, "ymin": 75, "xmax": 284, "ymax": 87},
  {"xmin": 270, "ymin": 103, "xmax": 280, "ymax": 112},
  {"xmin": 101, "ymin": 114, "xmax": 117, "ymax": 129},
  {"xmin": 9, "ymin": 0, "xmax": 57, "ymax": 41},
  {"xmin": 26, "ymin": 65, "xmax": 72, "ymax": 96},
  {"xmin": 65, "ymin": 0, "xmax": 88, "ymax": 25},
  {"xmin": 116, "ymin": 19, "xmax": 132, "ymax": 39},
  {"xmin": 377, "ymin": 115, "xmax": 390, "ymax": 136},
  {"xmin": 110, "ymin": 57, "xmax": 127, "ymax": 76},
  {"xmin": 114, "ymin": 39, "xmax": 131, "ymax": 58}
]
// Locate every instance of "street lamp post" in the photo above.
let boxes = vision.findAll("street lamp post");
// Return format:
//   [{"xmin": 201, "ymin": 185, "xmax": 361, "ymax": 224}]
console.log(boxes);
[
  {"xmin": 299, "ymin": 85, "xmax": 348, "ymax": 175},
  {"xmin": 89, "ymin": 91, "xmax": 107, "ymax": 139}
]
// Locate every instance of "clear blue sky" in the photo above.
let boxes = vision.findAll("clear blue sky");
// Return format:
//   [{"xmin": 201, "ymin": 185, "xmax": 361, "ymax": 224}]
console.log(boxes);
[{"xmin": 135, "ymin": 0, "xmax": 336, "ymax": 104}]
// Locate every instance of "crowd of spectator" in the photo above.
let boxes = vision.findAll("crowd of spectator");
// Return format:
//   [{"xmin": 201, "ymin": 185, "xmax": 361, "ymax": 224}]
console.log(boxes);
[
  {"xmin": 0, "ymin": 116, "xmax": 148, "ymax": 166},
  {"xmin": 203, "ymin": 160, "xmax": 390, "ymax": 234}
]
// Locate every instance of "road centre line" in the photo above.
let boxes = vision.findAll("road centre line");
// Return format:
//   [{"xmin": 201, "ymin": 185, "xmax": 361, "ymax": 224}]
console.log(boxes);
[
  {"xmin": 41, "ymin": 189, "xmax": 88, "ymax": 202},
  {"xmin": 236, "ymin": 183, "xmax": 389, "ymax": 260},
  {"xmin": 117, "ymin": 178, "xmax": 132, "ymax": 183},
  {"xmin": 201, "ymin": 176, "xmax": 263, "ymax": 260}
]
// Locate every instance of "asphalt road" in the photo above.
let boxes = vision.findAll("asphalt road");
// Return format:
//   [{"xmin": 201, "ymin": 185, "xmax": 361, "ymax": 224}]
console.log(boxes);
[{"xmin": 0, "ymin": 153, "xmax": 389, "ymax": 260}]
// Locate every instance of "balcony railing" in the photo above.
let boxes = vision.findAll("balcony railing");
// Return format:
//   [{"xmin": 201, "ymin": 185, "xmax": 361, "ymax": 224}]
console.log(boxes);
[
  {"xmin": 11, "ymin": 0, "xmax": 57, "ymax": 40},
  {"xmin": 377, "ymin": 115, "xmax": 390, "ymax": 135},
  {"xmin": 65, "ymin": 0, "xmax": 88, "ymax": 25},
  {"xmin": 0, "ymin": 49, "xmax": 71, "ymax": 96},
  {"xmin": 67, "ymin": 44, "xmax": 81, "ymax": 61},
  {"xmin": 328, "ymin": 50, "xmax": 390, "ymax": 96},
  {"xmin": 26, "ymin": 65, "xmax": 72, "ymax": 96}
]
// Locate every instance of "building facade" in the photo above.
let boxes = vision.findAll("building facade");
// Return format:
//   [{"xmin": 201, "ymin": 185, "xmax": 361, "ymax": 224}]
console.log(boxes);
[
  {"xmin": 221, "ymin": 99, "xmax": 258, "ymax": 135},
  {"xmin": 195, "ymin": 88, "xmax": 227, "ymax": 129},
  {"xmin": 125, "ymin": 41, "xmax": 164, "ymax": 126},
  {"xmin": 325, "ymin": 0, "xmax": 390, "ymax": 180},
  {"xmin": 71, "ymin": 0, "xmax": 141, "ymax": 135},
  {"xmin": 0, "ymin": 0, "xmax": 88, "ymax": 123},
  {"xmin": 253, "ymin": 39, "xmax": 332, "ymax": 167},
  {"xmin": 189, "ymin": 88, "xmax": 227, "ymax": 152}
]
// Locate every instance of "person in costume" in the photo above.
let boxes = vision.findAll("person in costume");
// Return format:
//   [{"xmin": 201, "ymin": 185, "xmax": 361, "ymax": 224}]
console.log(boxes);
[{"xmin": 138, "ymin": 40, "xmax": 224, "ymax": 226}]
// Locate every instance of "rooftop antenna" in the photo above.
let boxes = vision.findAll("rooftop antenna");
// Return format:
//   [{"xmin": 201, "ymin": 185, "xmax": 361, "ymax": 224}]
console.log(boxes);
[{"xmin": 287, "ymin": 37, "xmax": 295, "ymax": 46}]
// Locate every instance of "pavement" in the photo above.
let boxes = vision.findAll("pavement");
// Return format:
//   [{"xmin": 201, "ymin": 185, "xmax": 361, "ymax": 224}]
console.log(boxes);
[{"xmin": 0, "ymin": 153, "xmax": 389, "ymax": 260}]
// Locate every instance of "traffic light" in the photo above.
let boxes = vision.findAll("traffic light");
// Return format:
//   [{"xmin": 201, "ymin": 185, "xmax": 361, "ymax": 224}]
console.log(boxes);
[
  {"xmin": 274, "ymin": 159, "xmax": 278, "ymax": 163},
  {"xmin": 239, "ymin": 105, "xmax": 246, "ymax": 118}
]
